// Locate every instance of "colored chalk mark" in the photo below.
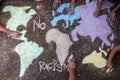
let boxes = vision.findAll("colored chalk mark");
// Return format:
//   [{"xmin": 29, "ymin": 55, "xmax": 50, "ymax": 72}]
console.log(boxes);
[
  {"xmin": 71, "ymin": 0, "xmax": 114, "ymax": 48},
  {"xmin": 51, "ymin": 3, "xmax": 80, "ymax": 28},
  {"xmin": 46, "ymin": 29, "xmax": 73, "ymax": 66},
  {"xmin": 15, "ymin": 41, "xmax": 44, "ymax": 77},
  {"xmin": 82, "ymin": 47, "xmax": 107, "ymax": 68},
  {"xmin": 52, "ymin": 10, "xmax": 56, "ymax": 16},
  {"xmin": 106, "ymin": 68, "xmax": 114, "ymax": 73},
  {"xmin": 3, "ymin": 6, "xmax": 36, "ymax": 31},
  {"xmin": 3, "ymin": 6, "xmax": 44, "ymax": 77}
]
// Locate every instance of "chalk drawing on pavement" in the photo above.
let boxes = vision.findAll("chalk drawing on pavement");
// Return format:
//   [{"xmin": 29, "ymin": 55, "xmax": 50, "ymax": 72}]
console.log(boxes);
[
  {"xmin": 3, "ymin": 6, "xmax": 44, "ymax": 77},
  {"xmin": 46, "ymin": 29, "xmax": 73, "ymax": 66},
  {"xmin": 51, "ymin": 3, "xmax": 80, "ymax": 28},
  {"xmin": 82, "ymin": 47, "xmax": 107, "ymax": 68},
  {"xmin": 16, "ymin": 41, "xmax": 44, "ymax": 77},
  {"xmin": 71, "ymin": 0, "xmax": 114, "ymax": 49}
]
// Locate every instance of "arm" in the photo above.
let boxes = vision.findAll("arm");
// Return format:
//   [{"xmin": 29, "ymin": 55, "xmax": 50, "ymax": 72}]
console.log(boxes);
[
  {"xmin": 0, "ymin": 25, "xmax": 10, "ymax": 34},
  {"xmin": 107, "ymin": 45, "xmax": 120, "ymax": 68},
  {"xmin": 53, "ymin": 0, "xmax": 61, "ymax": 9},
  {"xmin": 70, "ymin": 0, "xmax": 75, "ymax": 5},
  {"xmin": 94, "ymin": 0, "xmax": 103, "ymax": 17},
  {"xmin": 111, "ymin": 2, "xmax": 120, "ymax": 13},
  {"xmin": 0, "ymin": 25, "xmax": 21, "ymax": 37},
  {"xmin": 68, "ymin": 59, "xmax": 76, "ymax": 80},
  {"xmin": 108, "ymin": 2, "xmax": 120, "ymax": 23}
]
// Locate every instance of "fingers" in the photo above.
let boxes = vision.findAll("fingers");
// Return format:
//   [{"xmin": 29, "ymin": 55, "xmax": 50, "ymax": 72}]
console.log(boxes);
[
  {"xmin": 106, "ymin": 61, "xmax": 112, "ymax": 69},
  {"xmin": 94, "ymin": 12, "xmax": 100, "ymax": 17},
  {"xmin": 53, "ymin": 0, "xmax": 58, "ymax": 9},
  {"xmin": 108, "ymin": 12, "xmax": 116, "ymax": 26},
  {"xmin": 68, "ymin": 4, "xmax": 74, "ymax": 14},
  {"xmin": 17, "ymin": 32, "xmax": 22, "ymax": 37},
  {"xmin": 9, "ymin": 31, "xmax": 22, "ymax": 38},
  {"xmin": 94, "ymin": 9, "xmax": 101, "ymax": 17}
]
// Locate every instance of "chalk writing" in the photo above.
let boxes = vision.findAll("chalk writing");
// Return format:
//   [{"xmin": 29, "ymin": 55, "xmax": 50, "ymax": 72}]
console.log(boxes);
[
  {"xmin": 71, "ymin": 0, "xmax": 114, "ymax": 49},
  {"xmin": 33, "ymin": 17, "xmax": 46, "ymax": 31},
  {"xmin": 82, "ymin": 47, "xmax": 107, "ymax": 68},
  {"xmin": 46, "ymin": 29, "xmax": 73, "ymax": 66},
  {"xmin": 39, "ymin": 59, "xmax": 69, "ymax": 72}
]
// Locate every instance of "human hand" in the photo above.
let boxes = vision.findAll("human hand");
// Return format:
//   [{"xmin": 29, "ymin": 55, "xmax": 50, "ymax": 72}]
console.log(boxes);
[
  {"xmin": 68, "ymin": 4, "xmax": 75, "ymax": 14},
  {"xmin": 94, "ymin": 9, "xmax": 101, "ymax": 17},
  {"xmin": 108, "ymin": 11, "xmax": 116, "ymax": 26},
  {"xmin": 68, "ymin": 59, "xmax": 76, "ymax": 71},
  {"xmin": 53, "ymin": 0, "xmax": 61, "ymax": 9},
  {"xmin": 9, "ymin": 31, "xmax": 22, "ymax": 38},
  {"xmin": 106, "ymin": 60, "xmax": 112, "ymax": 69}
]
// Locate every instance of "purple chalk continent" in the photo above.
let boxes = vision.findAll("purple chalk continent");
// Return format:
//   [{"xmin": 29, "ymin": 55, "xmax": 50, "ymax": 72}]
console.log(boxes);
[{"xmin": 71, "ymin": 1, "xmax": 114, "ymax": 48}]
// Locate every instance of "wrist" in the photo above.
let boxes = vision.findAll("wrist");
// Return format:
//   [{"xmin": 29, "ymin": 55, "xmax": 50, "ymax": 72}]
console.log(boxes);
[
  {"xmin": 112, "ymin": 9, "xmax": 117, "ymax": 13},
  {"xmin": 112, "ymin": 10, "xmax": 116, "ymax": 13}
]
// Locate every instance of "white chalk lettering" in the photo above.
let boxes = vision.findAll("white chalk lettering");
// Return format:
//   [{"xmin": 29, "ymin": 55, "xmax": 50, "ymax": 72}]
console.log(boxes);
[
  {"xmin": 39, "ymin": 59, "xmax": 68, "ymax": 72},
  {"xmin": 39, "ymin": 61, "xmax": 46, "ymax": 72},
  {"xmin": 33, "ymin": 17, "xmax": 46, "ymax": 31},
  {"xmin": 56, "ymin": 64, "xmax": 62, "ymax": 72}
]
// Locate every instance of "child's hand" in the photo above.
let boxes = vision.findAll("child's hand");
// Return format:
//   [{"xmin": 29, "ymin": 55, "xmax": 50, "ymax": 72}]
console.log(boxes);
[
  {"xmin": 9, "ymin": 31, "xmax": 22, "ymax": 38},
  {"xmin": 108, "ymin": 11, "xmax": 116, "ymax": 26},
  {"xmin": 53, "ymin": 0, "xmax": 61, "ymax": 9},
  {"xmin": 68, "ymin": 4, "xmax": 75, "ymax": 14},
  {"xmin": 68, "ymin": 59, "xmax": 76, "ymax": 70},
  {"xmin": 94, "ymin": 9, "xmax": 101, "ymax": 17},
  {"xmin": 106, "ymin": 60, "xmax": 112, "ymax": 69}
]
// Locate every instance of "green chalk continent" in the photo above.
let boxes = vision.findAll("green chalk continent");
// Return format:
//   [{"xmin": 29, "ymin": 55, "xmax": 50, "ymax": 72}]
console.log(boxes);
[
  {"xmin": 3, "ymin": 6, "xmax": 44, "ymax": 77},
  {"xmin": 15, "ymin": 41, "xmax": 44, "ymax": 77},
  {"xmin": 3, "ymin": 6, "xmax": 36, "ymax": 31}
]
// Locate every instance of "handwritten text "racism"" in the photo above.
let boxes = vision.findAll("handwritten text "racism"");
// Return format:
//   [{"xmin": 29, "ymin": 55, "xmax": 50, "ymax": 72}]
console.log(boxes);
[{"xmin": 39, "ymin": 59, "xmax": 69, "ymax": 72}]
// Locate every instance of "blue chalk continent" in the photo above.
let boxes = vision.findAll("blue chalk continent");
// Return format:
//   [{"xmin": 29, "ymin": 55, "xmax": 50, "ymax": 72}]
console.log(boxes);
[{"xmin": 51, "ymin": 3, "xmax": 80, "ymax": 28}]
